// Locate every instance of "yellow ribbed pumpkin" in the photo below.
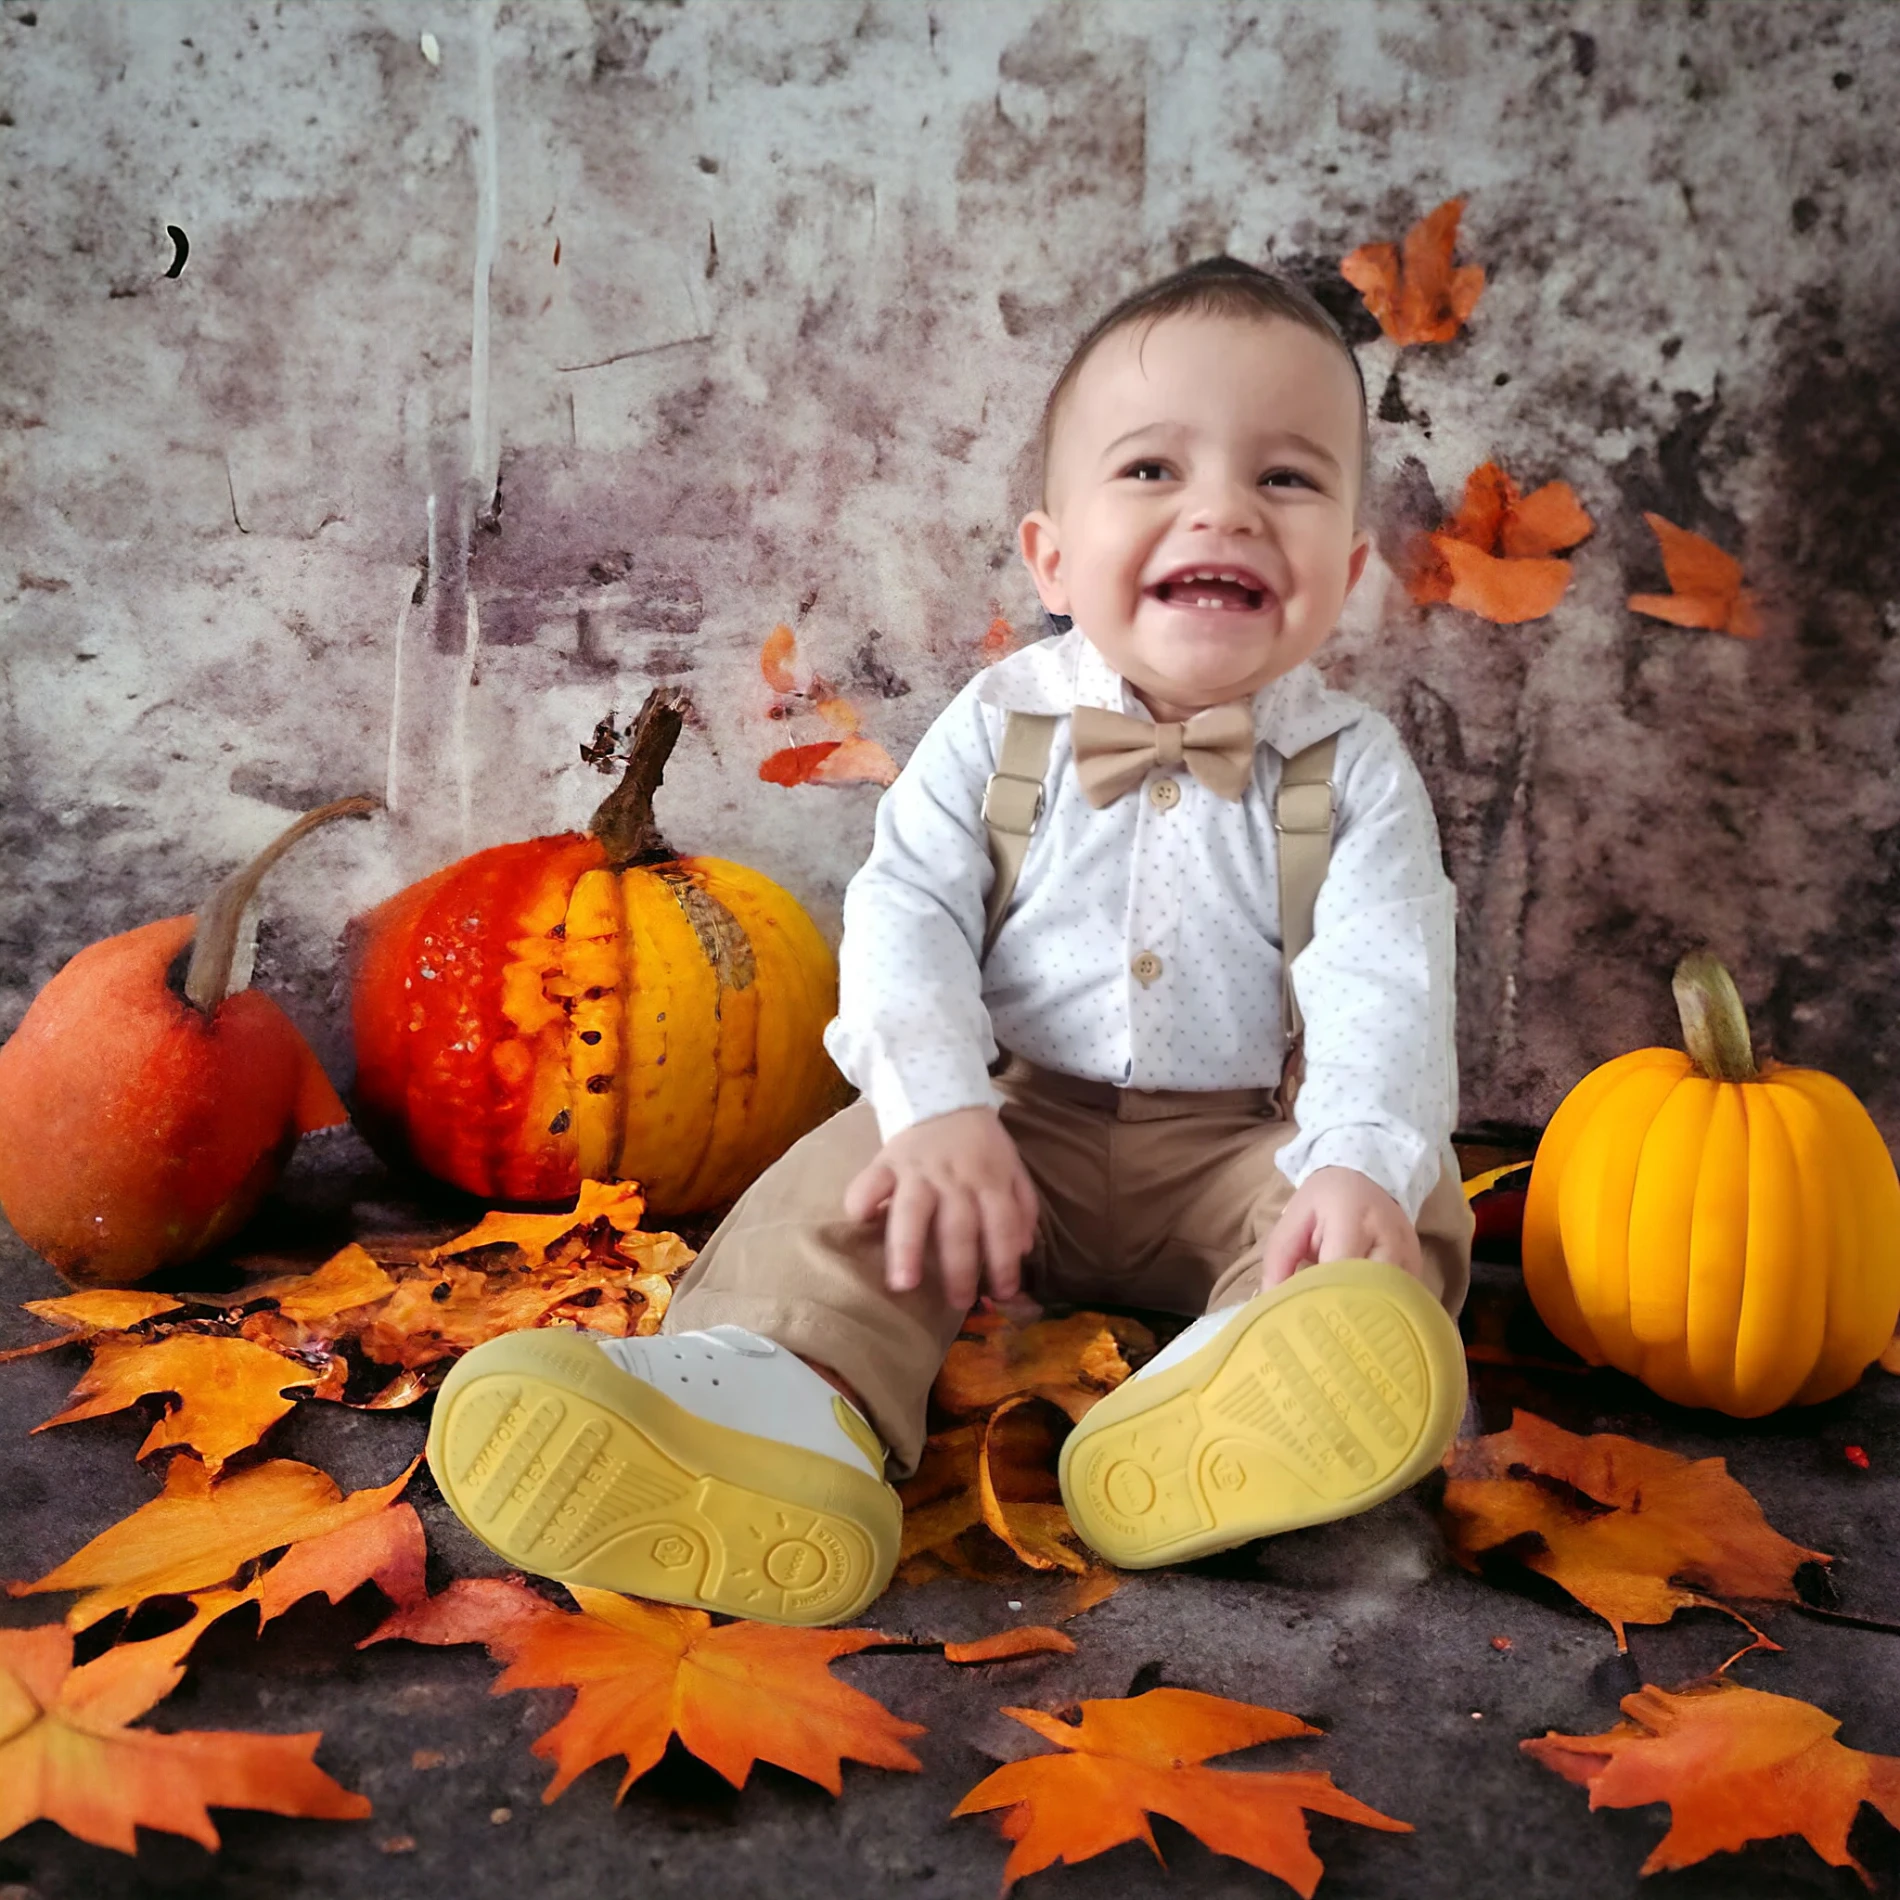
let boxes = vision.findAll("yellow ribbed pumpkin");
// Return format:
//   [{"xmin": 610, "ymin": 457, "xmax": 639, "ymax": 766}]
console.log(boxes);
[
  {"xmin": 1522, "ymin": 952, "xmax": 1900, "ymax": 1416},
  {"xmin": 351, "ymin": 689, "xmax": 845, "ymax": 1215}
]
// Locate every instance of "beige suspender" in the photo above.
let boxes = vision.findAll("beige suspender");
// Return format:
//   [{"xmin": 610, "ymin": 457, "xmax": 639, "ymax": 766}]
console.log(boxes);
[
  {"xmin": 1272, "ymin": 734, "xmax": 1338, "ymax": 1049},
  {"xmin": 979, "ymin": 712, "xmax": 1057, "ymax": 960},
  {"xmin": 979, "ymin": 711, "xmax": 1338, "ymax": 1053}
]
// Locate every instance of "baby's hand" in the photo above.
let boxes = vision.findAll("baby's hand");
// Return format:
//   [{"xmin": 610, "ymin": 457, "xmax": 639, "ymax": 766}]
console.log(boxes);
[
  {"xmin": 1258, "ymin": 1165, "xmax": 1423, "ymax": 1289},
  {"xmin": 842, "ymin": 1105, "xmax": 1040, "ymax": 1309}
]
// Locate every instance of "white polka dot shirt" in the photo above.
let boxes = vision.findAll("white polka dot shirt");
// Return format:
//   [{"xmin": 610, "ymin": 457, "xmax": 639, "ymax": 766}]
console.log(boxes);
[{"xmin": 822, "ymin": 628, "xmax": 1460, "ymax": 1220}]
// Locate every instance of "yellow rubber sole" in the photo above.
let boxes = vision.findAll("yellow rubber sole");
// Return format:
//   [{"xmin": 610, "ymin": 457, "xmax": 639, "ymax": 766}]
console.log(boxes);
[
  {"xmin": 426, "ymin": 1328, "xmax": 902, "ymax": 1626},
  {"xmin": 1058, "ymin": 1260, "xmax": 1468, "ymax": 1567}
]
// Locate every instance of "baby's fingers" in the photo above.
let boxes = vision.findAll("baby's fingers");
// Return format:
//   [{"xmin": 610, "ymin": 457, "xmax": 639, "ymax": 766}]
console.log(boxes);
[
  {"xmin": 883, "ymin": 1178, "xmax": 936, "ymax": 1293},
  {"xmin": 933, "ymin": 1189, "xmax": 984, "ymax": 1310},
  {"xmin": 978, "ymin": 1189, "xmax": 1025, "ymax": 1303}
]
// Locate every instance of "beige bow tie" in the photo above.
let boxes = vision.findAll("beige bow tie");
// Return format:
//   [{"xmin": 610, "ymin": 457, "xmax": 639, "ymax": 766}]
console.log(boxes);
[{"xmin": 1070, "ymin": 702, "xmax": 1257, "ymax": 807}]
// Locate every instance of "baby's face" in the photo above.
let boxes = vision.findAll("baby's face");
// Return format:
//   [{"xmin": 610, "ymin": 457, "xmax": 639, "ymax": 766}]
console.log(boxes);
[{"xmin": 1019, "ymin": 313, "xmax": 1369, "ymax": 719}]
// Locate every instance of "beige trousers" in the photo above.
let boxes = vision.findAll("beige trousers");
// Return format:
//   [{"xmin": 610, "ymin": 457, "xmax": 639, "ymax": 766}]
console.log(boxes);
[{"xmin": 663, "ymin": 1056, "xmax": 1473, "ymax": 1476}]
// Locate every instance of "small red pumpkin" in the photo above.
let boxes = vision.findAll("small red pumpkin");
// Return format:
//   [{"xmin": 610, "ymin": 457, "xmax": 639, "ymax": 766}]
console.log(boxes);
[
  {"xmin": 0, "ymin": 798, "xmax": 377, "ymax": 1285},
  {"xmin": 350, "ymin": 689, "xmax": 844, "ymax": 1214}
]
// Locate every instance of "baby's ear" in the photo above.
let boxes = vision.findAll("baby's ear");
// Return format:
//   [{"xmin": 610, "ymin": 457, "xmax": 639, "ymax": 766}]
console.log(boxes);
[
  {"xmin": 1017, "ymin": 510, "xmax": 1070, "ymax": 614},
  {"xmin": 1342, "ymin": 529, "xmax": 1373, "ymax": 600}
]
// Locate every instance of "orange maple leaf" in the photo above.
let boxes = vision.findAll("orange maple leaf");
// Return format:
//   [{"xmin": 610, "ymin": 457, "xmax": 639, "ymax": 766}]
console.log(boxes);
[
  {"xmin": 237, "ymin": 1243, "xmax": 396, "ymax": 1320},
  {"xmin": 955, "ymin": 1687, "xmax": 1411, "ymax": 1895},
  {"xmin": 1525, "ymin": 1678, "xmax": 1900, "ymax": 1884},
  {"xmin": 0, "ymin": 1617, "xmax": 370, "ymax": 1851},
  {"xmin": 34, "ymin": 1333, "xmax": 321, "ymax": 1473},
  {"xmin": 1409, "ymin": 461, "xmax": 1594, "ymax": 624},
  {"xmin": 982, "ymin": 615, "xmax": 1018, "ymax": 662},
  {"xmin": 761, "ymin": 622, "xmax": 800, "ymax": 692},
  {"xmin": 943, "ymin": 1627, "xmax": 1076, "ymax": 1664},
  {"xmin": 1340, "ymin": 196, "xmax": 1485, "ymax": 346},
  {"xmin": 429, "ymin": 1179, "xmax": 650, "ymax": 1269},
  {"xmin": 22, "ymin": 1289, "xmax": 184, "ymax": 1332},
  {"xmin": 1442, "ymin": 1410, "xmax": 1828, "ymax": 1650},
  {"xmin": 10, "ymin": 1453, "xmax": 420, "ymax": 1630},
  {"xmin": 368, "ymin": 1577, "xmax": 924, "ymax": 1801},
  {"xmin": 1628, "ymin": 512, "xmax": 1761, "ymax": 637}
]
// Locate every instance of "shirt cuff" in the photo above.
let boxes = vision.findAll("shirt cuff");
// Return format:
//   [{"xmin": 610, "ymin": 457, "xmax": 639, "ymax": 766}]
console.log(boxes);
[{"xmin": 1275, "ymin": 1124, "xmax": 1437, "ymax": 1224}]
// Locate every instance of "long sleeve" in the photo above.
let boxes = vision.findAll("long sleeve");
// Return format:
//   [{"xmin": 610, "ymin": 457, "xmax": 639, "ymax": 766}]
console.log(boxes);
[
  {"xmin": 1273, "ymin": 713, "xmax": 1458, "ymax": 1221},
  {"xmin": 821, "ymin": 681, "xmax": 1007, "ymax": 1138}
]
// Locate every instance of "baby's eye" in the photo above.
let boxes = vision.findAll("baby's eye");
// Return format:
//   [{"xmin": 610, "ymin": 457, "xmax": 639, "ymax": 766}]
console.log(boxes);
[
  {"xmin": 1120, "ymin": 460, "xmax": 1172, "ymax": 482},
  {"xmin": 1260, "ymin": 467, "xmax": 1318, "ymax": 490}
]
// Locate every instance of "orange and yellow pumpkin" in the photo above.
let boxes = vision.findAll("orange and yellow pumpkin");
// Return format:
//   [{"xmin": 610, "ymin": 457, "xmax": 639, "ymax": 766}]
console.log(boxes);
[
  {"xmin": 1523, "ymin": 951, "xmax": 1900, "ymax": 1416},
  {"xmin": 351, "ymin": 689, "xmax": 844, "ymax": 1215},
  {"xmin": 0, "ymin": 798, "xmax": 376, "ymax": 1285}
]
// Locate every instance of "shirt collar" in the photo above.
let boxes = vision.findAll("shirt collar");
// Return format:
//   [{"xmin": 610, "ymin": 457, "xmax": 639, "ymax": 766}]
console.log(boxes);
[{"xmin": 972, "ymin": 623, "xmax": 1362, "ymax": 759}]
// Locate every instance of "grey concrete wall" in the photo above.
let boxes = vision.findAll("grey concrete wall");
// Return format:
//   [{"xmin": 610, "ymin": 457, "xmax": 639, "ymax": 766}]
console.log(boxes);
[{"xmin": 3, "ymin": 0, "xmax": 1896, "ymax": 1143}]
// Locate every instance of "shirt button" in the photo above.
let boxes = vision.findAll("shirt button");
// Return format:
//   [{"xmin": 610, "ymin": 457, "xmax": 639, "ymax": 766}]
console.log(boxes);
[
  {"xmin": 1131, "ymin": 950, "xmax": 1163, "ymax": 986},
  {"xmin": 1148, "ymin": 777, "xmax": 1180, "ymax": 810}
]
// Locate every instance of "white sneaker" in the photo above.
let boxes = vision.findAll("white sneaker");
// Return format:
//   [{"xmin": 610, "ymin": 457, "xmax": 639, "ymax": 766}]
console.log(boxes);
[
  {"xmin": 1059, "ymin": 1259, "xmax": 1468, "ymax": 1567},
  {"xmin": 428, "ymin": 1324, "xmax": 901, "ymax": 1626}
]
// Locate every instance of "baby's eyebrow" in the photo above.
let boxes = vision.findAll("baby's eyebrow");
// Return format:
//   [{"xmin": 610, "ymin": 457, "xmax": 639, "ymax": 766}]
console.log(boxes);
[{"xmin": 1096, "ymin": 423, "xmax": 1344, "ymax": 476}]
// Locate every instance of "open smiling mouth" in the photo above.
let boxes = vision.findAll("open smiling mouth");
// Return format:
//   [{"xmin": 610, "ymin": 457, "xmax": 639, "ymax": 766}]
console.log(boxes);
[{"xmin": 1147, "ymin": 566, "xmax": 1272, "ymax": 613}]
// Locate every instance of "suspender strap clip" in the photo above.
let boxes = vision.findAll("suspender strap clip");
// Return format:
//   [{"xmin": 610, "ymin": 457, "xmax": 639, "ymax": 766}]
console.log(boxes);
[{"xmin": 980, "ymin": 771, "xmax": 1044, "ymax": 833}]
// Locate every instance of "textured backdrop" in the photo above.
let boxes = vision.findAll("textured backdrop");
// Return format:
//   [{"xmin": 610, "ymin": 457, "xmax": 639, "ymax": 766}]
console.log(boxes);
[{"xmin": 3, "ymin": 0, "xmax": 1896, "ymax": 1143}]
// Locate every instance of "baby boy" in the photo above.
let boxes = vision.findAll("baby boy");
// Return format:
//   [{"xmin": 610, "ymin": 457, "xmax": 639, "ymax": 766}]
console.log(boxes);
[{"xmin": 430, "ymin": 258, "xmax": 1475, "ymax": 1625}]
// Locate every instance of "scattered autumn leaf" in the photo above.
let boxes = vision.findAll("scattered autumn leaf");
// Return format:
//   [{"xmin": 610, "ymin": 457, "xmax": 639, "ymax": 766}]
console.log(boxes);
[
  {"xmin": 1340, "ymin": 196, "xmax": 1484, "ymax": 345},
  {"xmin": 761, "ymin": 622, "xmax": 800, "ymax": 692},
  {"xmin": 944, "ymin": 1627, "xmax": 1076, "ymax": 1664},
  {"xmin": 368, "ymin": 1577, "xmax": 924, "ymax": 1801},
  {"xmin": 430, "ymin": 1180, "xmax": 649, "ymax": 1269},
  {"xmin": 18, "ymin": 1193, "xmax": 696, "ymax": 1410},
  {"xmin": 935, "ymin": 1308, "xmax": 1153, "ymax": 1424},
  {"xmin": 1408, "ymin": 461, "xmax": 1594, "ymax": 624},
  {"xmin": 814, "ymin": 695, "xmax": 861, "ymax": 734},
  {"xmin": 238, "ymin": 1244, "xmax": 396, "ymax": 1321},
  {"xmin": 0, "ymin": 1617, "xmax": 370, "ymax": 1852},
  {"xmin": 759, "ymin": 740, "xmax": 844, "ymax": 785},
  {"xmin": 1525, "ymin": 1678, "xmax": 1900, "ymax": 1884},
  {"xmin": 23, "ymin": 1290, "xmax": 184, "ymax": 1332},
  {"xmin": 1628, "ymin": 512, "xmax": 1761, "ymax": 637},
  {"xmin": 10, "ymin": 1453, "xmax": 420, "ymax": 1631},
  {"xmin": 35, "ymin": 1333, "xmax": 321, "ymax": 1472},
  {"xmin": 979, "ymin": 1398, "xmax": 1091, "ymax": 1575},
  {"xmin": 806, "ymin": 734, "xmax": 899, "ymax": 786},
  {"xmin": 956, "ymin": 1687, "xmax": 1411, "ymax": 1895},
  {"xmin": 982, "ymin": 615, "xmax": 1017, "ymax": 661},
  {"xmin": 1442, "ymin": 1410, "xmax": 1827, "ymax": 1650}
]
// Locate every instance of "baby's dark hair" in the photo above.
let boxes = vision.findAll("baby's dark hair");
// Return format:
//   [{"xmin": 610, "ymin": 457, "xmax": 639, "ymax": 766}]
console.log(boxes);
[{"xmin": 1036, "ymin": 256, "xmax": 1370, "ymax": 512}]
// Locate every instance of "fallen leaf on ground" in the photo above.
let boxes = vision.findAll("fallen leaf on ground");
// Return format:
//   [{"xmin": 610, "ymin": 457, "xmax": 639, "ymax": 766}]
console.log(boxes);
[
  {"xmin": 367, "ymin": 1577, "xmax": 924, "ymax": 1801},
  {"xmin": 35, "ymin": 1334, "xmax": 321, "ymax": 1473},
  {"xmin": 1442, "ymin": 1410, "xmax": 1827, "ymax": 1650},
  {"xmin": 1524, "ymin": 1677, "xmax": 1900, "ymax": 1883},
  {"xmin": 23, "ymin": 1290, "xmax": 184, "ymax": 1332},
  {"xmin": 0, "ymin": 1618, "xmax": 370, "ymax": 1852},
  {"xmin": 979, "ymin": 1398, "xmax": 1090, "ymax": 1574},
  {"xmin": 761, "ymin": 622, "xmax": 800, "ymax": 692},
  {"xmin": 982, "ymin": 616, "xmax": 1017, "ymax": 661},
  {"xmin": 17, "ymin": 1194, "xmax": 697, "ymax": 1409},
  {"xmin": 935, "ymin": 1308, "xmax": 1154, "ymax": 1424},
  {"xmin": 1408, "ymin": 461, "xmax": 1594, "ymax": 623},
  {"xmin": 1628, "ymin": 513, "xmax": 1760, "ymax": 637},
  {"xmin": 10, "ymin": 1453, "xmax": 421, "ymax": 1631},
  {"xmin": 1340, "ymin": 196, "xmax": 1484, "ymax": 345},
  {"xmin": 944, "ymin": 1627, "xmax": 1076, "ymax": 1664},
  {"xmin": 430, "ymin": 1180, "xmax": 650, "ymax": 1269},
  {"xmin": 955, "ymin": 1687, "xmax": 1411, "ymax": 1895}
]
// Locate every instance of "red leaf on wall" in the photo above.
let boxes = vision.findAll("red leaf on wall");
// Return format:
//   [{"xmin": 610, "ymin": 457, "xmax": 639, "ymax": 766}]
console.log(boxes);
[
  {"xmin": 1408, "ymin": 460, "xmax": 1594, "ymax": 624},
  {"xmin": 1341, "ymin": 198, "xmax": 1485, "ymax": 346},
  {"xmin": 1627, "ymin": 513, "xmax": 1760, "ymax": 638}
]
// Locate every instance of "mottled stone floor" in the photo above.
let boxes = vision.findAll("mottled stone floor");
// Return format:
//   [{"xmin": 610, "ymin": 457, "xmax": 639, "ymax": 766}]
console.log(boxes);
[{"xmin": 2, "ymin": 1135, "xmax": 1896, "ymax": 1900}]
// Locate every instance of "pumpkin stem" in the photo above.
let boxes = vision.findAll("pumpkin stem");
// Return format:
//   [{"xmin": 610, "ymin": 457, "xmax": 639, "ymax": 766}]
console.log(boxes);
[
  {"xmin": 589, "ymin": 686, "xmax": 691, "ymax": 867},
  {"xmin": 184, "ymin": 796, "xmax": 382, "ymax": 1014},
  {"xmin": 1672, "ymin": 951, "xmax": 1760, "ymax": 1083}
]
